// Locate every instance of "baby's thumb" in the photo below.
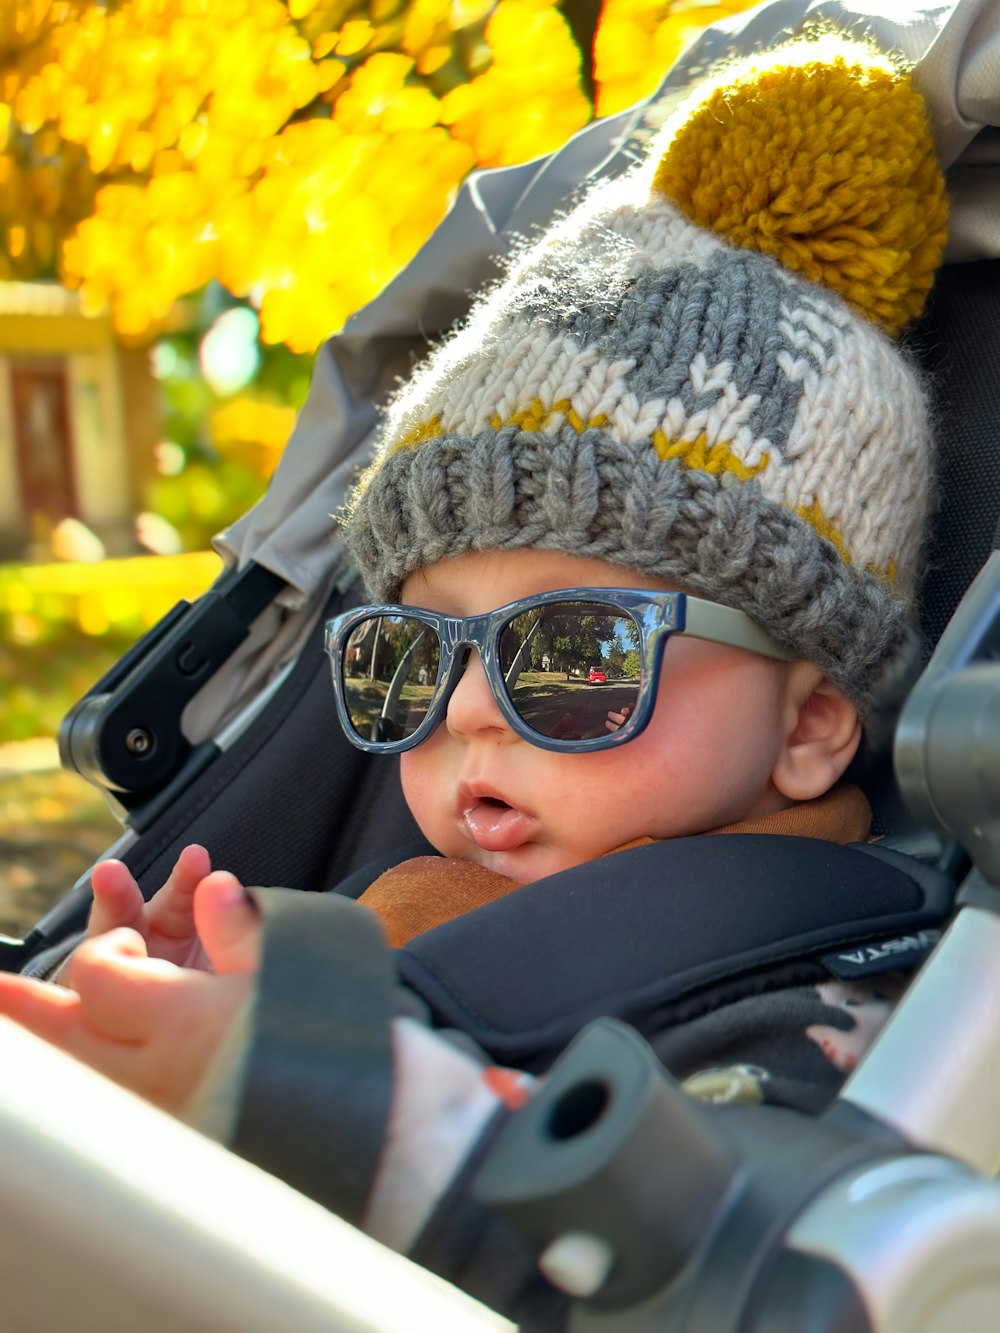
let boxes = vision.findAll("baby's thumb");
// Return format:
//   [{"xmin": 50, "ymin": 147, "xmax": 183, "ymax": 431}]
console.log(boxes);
[{"xmin": 193, "ymin": 872, "xmax": 261, "ymax": 974}]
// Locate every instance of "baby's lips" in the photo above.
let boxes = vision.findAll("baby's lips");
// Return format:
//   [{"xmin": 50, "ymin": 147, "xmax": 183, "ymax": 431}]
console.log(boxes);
[{"xmin": 461, "ymin": 799, "xmax": 533, "ymax": 853}]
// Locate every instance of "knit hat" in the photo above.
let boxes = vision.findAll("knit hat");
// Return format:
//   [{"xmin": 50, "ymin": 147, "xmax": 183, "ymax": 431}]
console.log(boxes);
[{"xmin": 345, "ymin": 35, "xmax": 948, "ymax": 718}]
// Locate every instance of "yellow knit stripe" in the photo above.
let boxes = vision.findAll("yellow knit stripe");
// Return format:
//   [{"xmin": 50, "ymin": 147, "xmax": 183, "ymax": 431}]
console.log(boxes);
[
  {"xmin": 562, "ymin": 403, "xmax": 611, "ymax": 433},
  {"xmin": 394, "ymin": 410, "xmax": 768, "ymax": 483},
  {"xmin": 486, "ymin": 398, "xmax": 611, "ymax": 433},
  {"xmin": 388, "ymin": 407, "xmax": 898, "ymax": 583},
  {"xmin": 793, "ymin": 501, "xmax": 897, "ymax": 585},
  {"xmin": 652, "ymin": 429, "xmax": 768, "ymax": 481},
  {"xmin": 651, "ymin": 448, "xmax": 899, "ymax": 582},
  {"xmin": 794, "ymin": 498, "xmax": 851, "ymax": 562},
  {"xmin": 391, "ymin": 399, "xmax": 611, "ymax": 453},
  {"xmin": 392, "ymin": 415, "xmax": 445, "ymax": 452}
]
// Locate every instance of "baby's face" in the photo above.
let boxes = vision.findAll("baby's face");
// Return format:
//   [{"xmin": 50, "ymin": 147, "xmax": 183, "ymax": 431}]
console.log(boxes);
[{"xmin": 399, "ymin": 549, "xmax": 802, "ymax": 885}]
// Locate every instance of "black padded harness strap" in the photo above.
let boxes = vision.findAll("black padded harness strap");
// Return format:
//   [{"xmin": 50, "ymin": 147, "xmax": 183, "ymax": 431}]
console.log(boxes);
[
  {"xmin": 231, "ymin": 888, "xmax": 396, "ymax": 1225},
  {"xmin": 399, "ymin": 836, "xmax": 953, "ymax": 1066}
]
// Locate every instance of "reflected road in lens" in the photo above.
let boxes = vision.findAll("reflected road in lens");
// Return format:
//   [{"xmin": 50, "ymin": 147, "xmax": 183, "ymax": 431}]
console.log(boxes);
[{"xmin": 342, "ymin": 615, "xmax": 439, "ymax": 742}]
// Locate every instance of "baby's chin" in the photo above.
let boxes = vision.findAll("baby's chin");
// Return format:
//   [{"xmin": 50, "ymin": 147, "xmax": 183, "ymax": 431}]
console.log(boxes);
[
  {"xmin": 421, "ymin": 814, "xmax": 595, "ymax": 885},
  {"xmin": 465, "ymin": 841, "xmax": 588, "ymax": 886}
]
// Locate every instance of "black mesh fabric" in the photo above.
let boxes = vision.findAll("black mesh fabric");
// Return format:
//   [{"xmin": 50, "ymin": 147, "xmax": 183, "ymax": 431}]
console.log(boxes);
[
  {"xmin": 910, "ymin": 258, "xmax": 1000, "ymax": 648},
  {"xmin": 859, "ymin": 256, "xmax": 1000, "ymax": 836}
]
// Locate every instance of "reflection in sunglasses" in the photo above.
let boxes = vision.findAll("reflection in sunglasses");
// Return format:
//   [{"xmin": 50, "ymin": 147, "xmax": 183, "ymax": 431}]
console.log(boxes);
[
  {"xmin": 510, "ymin": 677, "xmax": 640, "ymax": 740},
  {"xmin": 341, "ymin": 600, "xmax": 644, "ymax": 746},
  {"xmin": 343, "ymin": 615, "xmax": 440, "ymax": 742}
]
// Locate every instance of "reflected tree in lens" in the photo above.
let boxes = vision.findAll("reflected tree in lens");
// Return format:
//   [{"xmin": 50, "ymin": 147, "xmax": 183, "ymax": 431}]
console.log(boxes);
[{"xmin": 343, "ymin": 615, "xmax": 438, "ymax": 741}]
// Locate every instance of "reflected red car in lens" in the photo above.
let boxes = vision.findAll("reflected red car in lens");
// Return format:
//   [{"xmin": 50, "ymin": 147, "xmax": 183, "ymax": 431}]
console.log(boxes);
[{"xmin": 587, "ymin": 666, "xmax": 607, "ymax": 684}]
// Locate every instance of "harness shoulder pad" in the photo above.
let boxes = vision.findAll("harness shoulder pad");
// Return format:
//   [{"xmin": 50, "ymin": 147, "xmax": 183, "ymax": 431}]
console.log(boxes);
[{"xmin": 398, "ymin": 836, "xmax": 954, "ymax": 1065}]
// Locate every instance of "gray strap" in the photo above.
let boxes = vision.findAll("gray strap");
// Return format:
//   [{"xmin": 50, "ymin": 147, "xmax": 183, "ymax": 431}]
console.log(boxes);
[
  {"xmin": 231, "ymin": 889, "xmax": 396, "ymax": 1226},
  {"xmin": 19, "ymin": 932, "xmax": 82, "ymax": 981}
]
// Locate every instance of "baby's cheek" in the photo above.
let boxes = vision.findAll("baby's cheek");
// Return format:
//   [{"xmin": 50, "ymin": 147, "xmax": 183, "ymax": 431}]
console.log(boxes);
[
  {"xmin": 544, "ymin": 753, "xmax": 655, "ymax": 851},
  {"xmin": 400, "ymin": 748, "xmax": 456, "ymax": 854}
]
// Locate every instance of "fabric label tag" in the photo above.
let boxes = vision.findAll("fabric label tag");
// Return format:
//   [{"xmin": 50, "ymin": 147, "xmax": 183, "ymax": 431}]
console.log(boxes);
[{"xmin": 821, "ymin": 928, "xmax": 942, "ymax": 979}]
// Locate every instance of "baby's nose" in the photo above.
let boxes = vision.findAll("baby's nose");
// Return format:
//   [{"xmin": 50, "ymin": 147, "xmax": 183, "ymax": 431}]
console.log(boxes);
[{"xmin": 445, "ymin": 647, "xmax": 515, "ymax": 742}]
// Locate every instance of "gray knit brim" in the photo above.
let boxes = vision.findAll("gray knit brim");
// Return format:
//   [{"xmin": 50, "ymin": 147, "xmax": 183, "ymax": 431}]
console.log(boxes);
[{"xmin": 346, "ymin": 425, "xmax": 922, "ymax": 721}]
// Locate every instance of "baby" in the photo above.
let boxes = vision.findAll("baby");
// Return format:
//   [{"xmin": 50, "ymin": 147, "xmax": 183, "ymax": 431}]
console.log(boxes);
[
  {"xmin": 0, "ymin": 539, "xmax": 865, "ymax": 1103},
  {"xmin": 0, "ymin": 35, "xmax": 947, "ymax": 1323},
  {"xmin": 331, "ymin": 546, "xmax": 860, "ymax": 887}
]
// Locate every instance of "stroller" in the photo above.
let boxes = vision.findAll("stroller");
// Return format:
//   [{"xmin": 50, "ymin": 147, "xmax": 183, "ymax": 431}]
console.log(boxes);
[{"xmin": 4, "ymin": 0, "xmax": 1000, "ymax": 1327}]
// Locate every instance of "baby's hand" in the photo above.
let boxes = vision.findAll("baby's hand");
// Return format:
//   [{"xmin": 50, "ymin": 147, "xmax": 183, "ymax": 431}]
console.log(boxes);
[
  {"xmin": 550, "ymin": 712, "xmax": 582, "ymax": 741},
  {"xmin": 605, "ymin": 704, "xmax": 631, "ymax": 733},
  {"xmin": 0, "ymin": 872, "xmax": 259, "ymax": 1114},
  {"xmin": 78, "ymin": 844, "xmax": 214, "ymax": 980}
]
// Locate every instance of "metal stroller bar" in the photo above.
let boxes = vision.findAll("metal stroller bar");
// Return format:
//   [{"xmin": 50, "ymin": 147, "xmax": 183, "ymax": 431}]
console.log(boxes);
[
  {"xmin": 840, "ymin": 545, "xmax": 1000, "ymax": 1172},
  {"xmin": 0, "ymin": 561, "xmax": 288, "ymax": 975},
  {"xmin": 0, "ymin": 1017, "xmax": 513, "ymax": 1333}
]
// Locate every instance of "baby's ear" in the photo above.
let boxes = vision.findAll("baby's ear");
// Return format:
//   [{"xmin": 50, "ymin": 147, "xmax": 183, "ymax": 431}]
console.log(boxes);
[{"xmin": 771, "ymin": 666, "xmax": 862, "ymax": 802}]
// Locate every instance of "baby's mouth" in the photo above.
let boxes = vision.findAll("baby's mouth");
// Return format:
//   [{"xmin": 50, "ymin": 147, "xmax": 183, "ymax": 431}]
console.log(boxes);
[{"xmin": 460, "ymin": 791, "xmax": 533, "ymax": 854}]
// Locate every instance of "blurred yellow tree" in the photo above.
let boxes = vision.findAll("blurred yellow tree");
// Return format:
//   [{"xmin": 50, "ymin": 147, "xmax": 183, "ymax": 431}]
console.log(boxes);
[{"xmin": 0, "ymin": 0, "xmax": 758, "ymax": 355}]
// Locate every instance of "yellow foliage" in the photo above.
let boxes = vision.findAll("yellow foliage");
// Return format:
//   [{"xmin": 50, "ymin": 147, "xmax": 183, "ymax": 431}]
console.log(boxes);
[
  {"xmin": 439, "ymin": 0, "xmax": 589, "ymax": 167},
  {"xmin": 0, "ymin": 551, "xmax": 221, "ymax": 638},
  {"xmin": 594, "ymin": 0, "xmax": 762, "ymax": 117},
  {"xmin": 62, "ymin": 177, "xmax": 222, "ymax": 331},
  {"xmin": 210, "ymin": 395, "xmax": 297, "ymax": 477},
  {"xmin": 218, "ymin": 112, "xmax": 474, "ymax": 351},
  {"xmin": 0, "ymin": 0, "xmax": 763, "ymax": 348}
]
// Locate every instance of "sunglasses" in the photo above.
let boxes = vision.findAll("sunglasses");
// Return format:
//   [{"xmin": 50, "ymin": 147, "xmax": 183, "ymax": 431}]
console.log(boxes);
[{"xmin": 325, "ymin": 588, "xmax": 794, "ymax": 755}]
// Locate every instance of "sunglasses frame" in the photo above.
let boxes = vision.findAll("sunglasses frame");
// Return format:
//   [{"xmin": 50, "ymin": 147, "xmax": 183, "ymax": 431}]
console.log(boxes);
[{"xmin": 325, "ymin": 588, "xmax": 794, "ymax": 755}]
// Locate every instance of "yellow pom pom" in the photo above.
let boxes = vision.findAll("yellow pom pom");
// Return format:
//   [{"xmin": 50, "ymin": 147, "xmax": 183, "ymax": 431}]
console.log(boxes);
[{"xmin": 652, "ymin": 39, "xmax": 947, "ymax": 336}]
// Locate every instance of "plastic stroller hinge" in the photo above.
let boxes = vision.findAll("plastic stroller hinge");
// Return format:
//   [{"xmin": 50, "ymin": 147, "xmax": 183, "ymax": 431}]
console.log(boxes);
[{"xmin": 57, "ymin": 560, "xmax": 285, "ymax": 826}]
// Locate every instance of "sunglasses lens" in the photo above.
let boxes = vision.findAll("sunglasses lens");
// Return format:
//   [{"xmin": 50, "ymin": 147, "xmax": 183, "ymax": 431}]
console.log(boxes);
[
  {"xmin": 499, "ymin": 601, "xmax": 642, "ymax": 742},
  {"xmin": 341, "ymin": 615, "xmax": 440, "ymax": 744}
]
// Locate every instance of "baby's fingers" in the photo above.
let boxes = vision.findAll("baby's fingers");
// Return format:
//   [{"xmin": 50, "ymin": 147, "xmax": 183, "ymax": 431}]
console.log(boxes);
[
  {"xmin": 605, "ymin": 705, "xmax": 631, "ymax": 733},
  {"xmin": 0, "ymin": 972, "xmax": 170, "ymax": 1095},
  {"xmin": 69, "ymin": 928, "xmax": 187, "ymax": 1043},
  {"xmin": 145, "ymin": 843, "xmax": 211, "ymax": 938},
  {"xmin": 194, "ymin": 873, "xmax": 261, "ymax": 975},
  {"xmin": 0, "ymin": 973, "xmax": 84, "ymax": 1051},
  {"xmin": 88, "ymin": 860, "xmax": 146, "ymax": 938}
]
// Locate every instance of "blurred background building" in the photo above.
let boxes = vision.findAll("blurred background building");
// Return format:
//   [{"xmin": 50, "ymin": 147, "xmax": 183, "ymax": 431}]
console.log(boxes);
[{"xmin": 0, "ymin": 281, "xmax": 159, "ymax": 562}]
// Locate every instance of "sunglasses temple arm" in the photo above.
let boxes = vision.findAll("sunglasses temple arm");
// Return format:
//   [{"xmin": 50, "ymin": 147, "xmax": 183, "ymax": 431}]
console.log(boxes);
[{"xmin": 682, "ymin": 599, "xmax": 794, "ymax": 661}]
